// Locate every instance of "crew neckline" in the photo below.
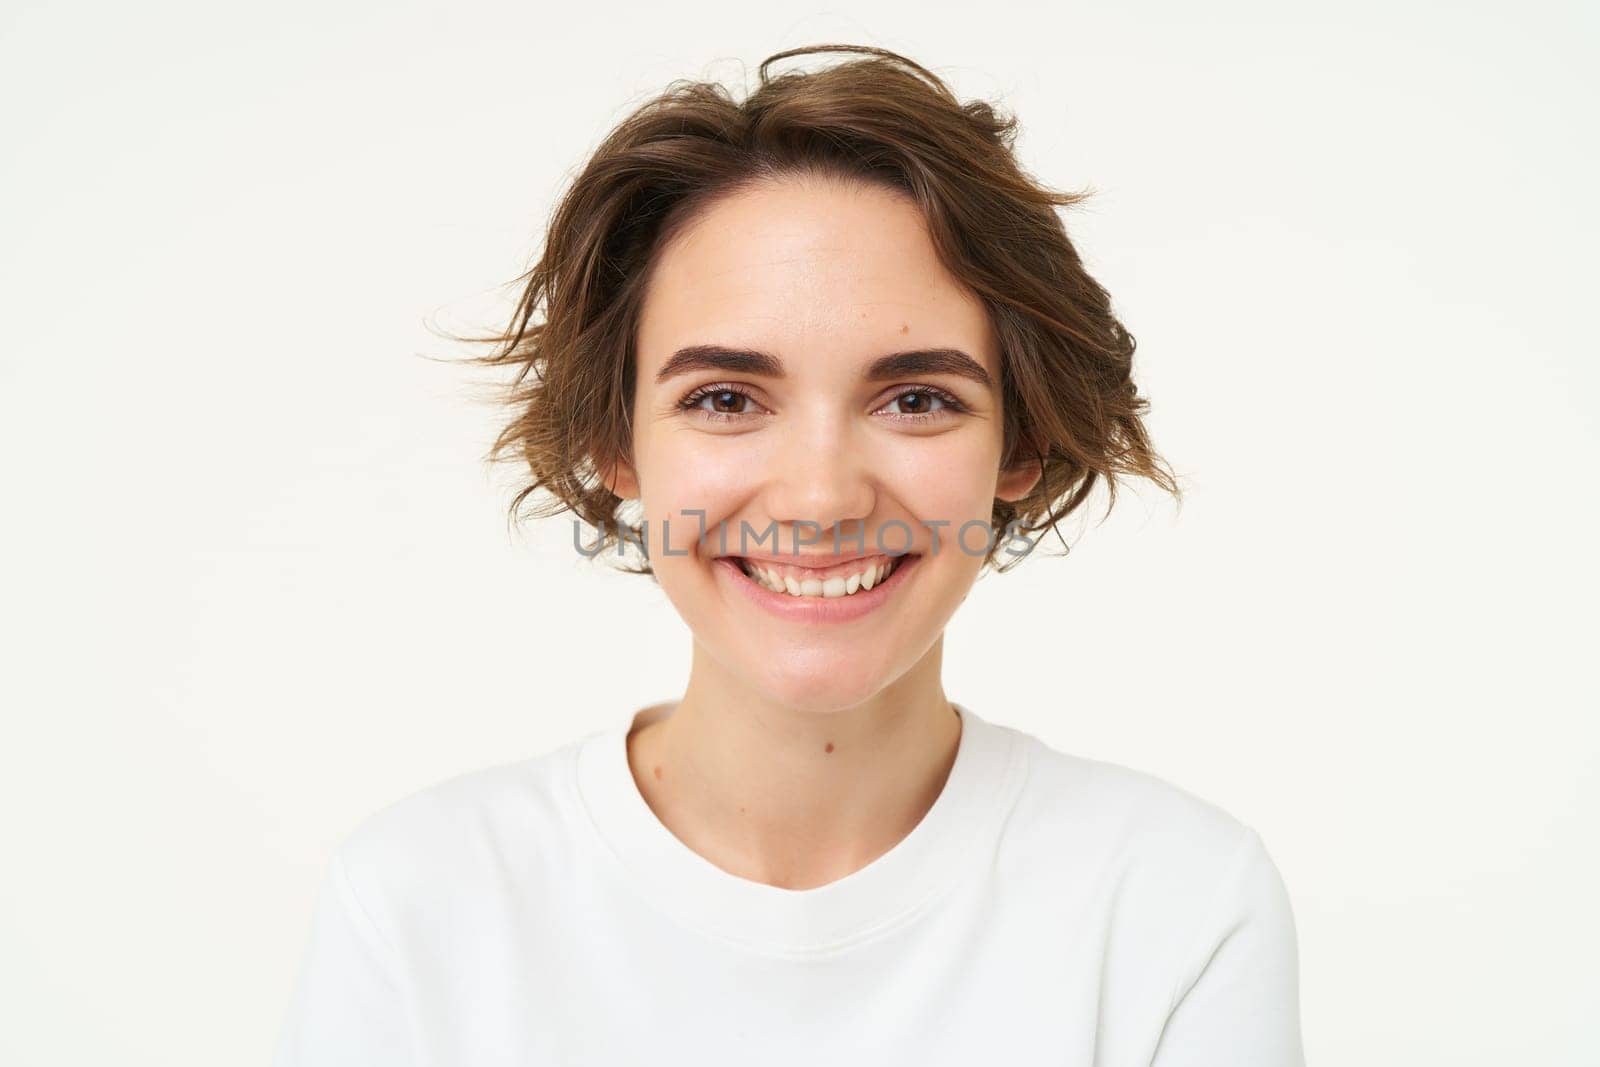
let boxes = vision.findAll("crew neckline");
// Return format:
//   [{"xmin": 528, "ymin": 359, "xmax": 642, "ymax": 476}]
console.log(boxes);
[{"xmin": 570, "ymin": 701, "xmax": 1026, "ymax": 957}]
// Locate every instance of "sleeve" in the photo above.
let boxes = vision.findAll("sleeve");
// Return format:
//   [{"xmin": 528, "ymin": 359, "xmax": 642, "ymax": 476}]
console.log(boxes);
[
  {"xmin": 272, "ymin": 846, "xmax": 417, "ymax": 1067},
  {"xmin": 1149, "ymin": 828, "xmax": 1306, "ymax": 1067}
]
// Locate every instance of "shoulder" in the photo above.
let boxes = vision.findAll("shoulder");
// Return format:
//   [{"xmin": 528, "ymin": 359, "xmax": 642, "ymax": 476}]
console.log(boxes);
[
  {"xmin": 995, "ymin": 730, "xmax": 1304, "ymax": 1056},
  {"xmin": 330, "ymin": 734, "xmax": 591, "ymax": 921},
  {"xmin": 1006, "ymin": 725, "xmax": 1258, "ymax": 853},
  {"xmin": 995, "ymin": 722, "xmax": 1290, "ymax": 937}
]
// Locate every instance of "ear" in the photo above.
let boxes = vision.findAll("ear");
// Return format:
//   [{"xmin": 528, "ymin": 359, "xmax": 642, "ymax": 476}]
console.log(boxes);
[
  {"xmin": 601, "ymin": 454, "xmax": 641, "ymax": 500},
  {"xmin": 995, "ymin": 435, "xmax": 1044, "ymax": 503}
]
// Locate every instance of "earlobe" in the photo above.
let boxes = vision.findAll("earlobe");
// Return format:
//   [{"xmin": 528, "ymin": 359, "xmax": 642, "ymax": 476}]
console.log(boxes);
[
  {"xmin": 996, "ymin": 465, "xmax": 1041, "ymax": 503},
  {"xmin": 603, "ymin": 456, "xmax": 640, "ymax": 500},
  {"xmin": 996, "ymin": 438, "xmax": 1044, "ymax": 502}
]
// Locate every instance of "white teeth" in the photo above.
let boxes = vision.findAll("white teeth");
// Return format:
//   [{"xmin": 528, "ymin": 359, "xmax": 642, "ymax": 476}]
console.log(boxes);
[{"xmin": 738, "ymin": 557, "xmax": 901, "ymax": 599}]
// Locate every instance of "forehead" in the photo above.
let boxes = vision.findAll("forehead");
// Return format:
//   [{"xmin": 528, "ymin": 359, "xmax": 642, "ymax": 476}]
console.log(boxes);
[{"xmin": 635, "ymin": 175, "xmax": 997, "ymax": 376}]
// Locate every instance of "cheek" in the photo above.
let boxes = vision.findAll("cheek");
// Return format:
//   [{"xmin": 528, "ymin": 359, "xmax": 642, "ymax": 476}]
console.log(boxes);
[
  {"xmin": 634, "ymin": 435, "xmax": 750, "ymax": 554},
  {"xmin": 878, "ymin": 437, "xmax": 1004, "ymax": 570},
  {"xmin": 880, "ymin": 433, "xmax": 1003, "ymax": 523}
]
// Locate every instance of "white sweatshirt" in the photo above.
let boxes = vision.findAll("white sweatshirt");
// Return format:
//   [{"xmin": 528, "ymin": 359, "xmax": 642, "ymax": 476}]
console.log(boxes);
[{"xmin": 272, "ymin": 703, "xmax": 1305, "ymax": 1065}]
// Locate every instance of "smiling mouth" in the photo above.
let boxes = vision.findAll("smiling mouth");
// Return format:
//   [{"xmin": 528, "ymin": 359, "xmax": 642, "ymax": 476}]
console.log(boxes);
[{"xmin": 731, "ymin": 554, "xmax": 915, "ymax": 599}]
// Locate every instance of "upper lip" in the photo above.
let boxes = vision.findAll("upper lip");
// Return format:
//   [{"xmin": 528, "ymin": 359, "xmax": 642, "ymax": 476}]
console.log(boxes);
[{"xmin": 723, "ymin": 550, "xmax": 917, "ymax": 569}]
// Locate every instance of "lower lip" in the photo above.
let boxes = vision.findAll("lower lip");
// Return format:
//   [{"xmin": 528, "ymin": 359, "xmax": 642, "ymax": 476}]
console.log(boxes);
[{"xmin": 716, "ymin": 553, "xmax": 923, "ymax": 624}]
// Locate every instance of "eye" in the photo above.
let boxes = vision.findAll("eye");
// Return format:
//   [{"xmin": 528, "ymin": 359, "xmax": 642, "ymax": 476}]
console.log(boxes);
[
  {"xmin": 678, "ymin": 383, "xmax": 764, "ymax": 422},
  {"xmin": 875, "ymin": 386, "xmax": 969, "ymax": 422}
]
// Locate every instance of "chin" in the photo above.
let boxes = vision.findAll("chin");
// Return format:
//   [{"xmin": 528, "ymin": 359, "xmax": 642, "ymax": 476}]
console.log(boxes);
[{"xmin": 749, "ymin": 663, "xmax": 896, "ymax": 715}]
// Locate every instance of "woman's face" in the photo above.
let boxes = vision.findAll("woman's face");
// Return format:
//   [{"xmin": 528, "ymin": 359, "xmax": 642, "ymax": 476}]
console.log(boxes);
[{"xmin": 610, "ymin": 174, "xmax": 1039, "ymax": 712}]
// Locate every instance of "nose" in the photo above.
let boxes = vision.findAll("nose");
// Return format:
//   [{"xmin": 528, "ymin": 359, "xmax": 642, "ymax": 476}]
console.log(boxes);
[{"xmin": 762, "ymin": 409, "xmax": 877, "ymax": 547}]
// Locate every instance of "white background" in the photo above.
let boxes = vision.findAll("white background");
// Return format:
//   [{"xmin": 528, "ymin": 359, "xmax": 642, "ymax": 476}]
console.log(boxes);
[{"xmin": 3, "ymin": 1, "xmax": 1595, "ymax": 1063}]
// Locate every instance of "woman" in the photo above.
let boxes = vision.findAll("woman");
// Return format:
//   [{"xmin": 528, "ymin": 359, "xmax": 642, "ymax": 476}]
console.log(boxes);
[{"xmin": 274, "ymin": 44, "xmax": 1305, "ymax": 1065}]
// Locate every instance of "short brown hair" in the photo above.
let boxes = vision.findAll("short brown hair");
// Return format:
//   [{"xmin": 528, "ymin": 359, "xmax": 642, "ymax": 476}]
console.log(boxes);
[{"xmin": 454, "ymin": 44, "xmax": 1179, "ymax": 575}]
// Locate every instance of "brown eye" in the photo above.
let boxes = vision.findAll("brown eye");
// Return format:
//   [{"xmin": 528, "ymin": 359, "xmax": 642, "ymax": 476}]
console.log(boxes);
[
  {"xmin": 679, "ymin": 383, "xmax": 762, "ymax": 422},
  {"xmin": 877, "ymin": 387, "xmax": 966, "ymax": 421}
]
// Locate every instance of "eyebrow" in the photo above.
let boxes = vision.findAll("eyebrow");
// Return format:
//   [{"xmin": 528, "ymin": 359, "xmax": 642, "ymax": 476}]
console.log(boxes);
[{"xmin": 654, "ymin": 344, "xmax": 995, "ymax": 391}]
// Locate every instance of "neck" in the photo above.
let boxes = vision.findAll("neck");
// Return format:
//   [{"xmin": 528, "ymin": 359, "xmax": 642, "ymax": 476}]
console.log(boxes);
[{"xmin": 625, "ymin": 639, "xmax": 962, "ymax": 890}]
